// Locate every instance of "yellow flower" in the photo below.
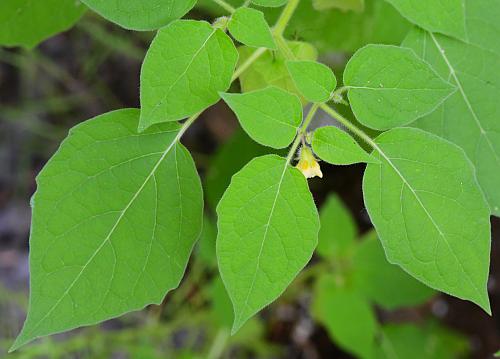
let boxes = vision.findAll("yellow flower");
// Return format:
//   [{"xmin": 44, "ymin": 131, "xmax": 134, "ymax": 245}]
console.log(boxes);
[{"xmin": 295, "ymin": 146, "xmax": 323, "ymax": 179}]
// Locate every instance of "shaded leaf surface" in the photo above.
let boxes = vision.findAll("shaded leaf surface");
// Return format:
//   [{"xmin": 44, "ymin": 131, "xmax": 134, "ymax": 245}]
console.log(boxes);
[
  {"xmin": 286, "ymin": 60, "xmax": 337, "ymax": 103},
  {"xmin": 312, "ymin": 275, "xmax": 376, "ymax": 359},
  {"xmin": 217, "ymin": 155, "xmax": 319, "ymax": 333},
  {"xmin": 353, "ymin": 231, "xmax": 435, "ymax": 309},
  {"xmin": 312, "ymin": 126, "xmax": 374, "ymax": 165},
  {"xmin": 403, "ymin": 27, "xmax": 500, "ymax": 216},
  {"xmin": 363, "ymin": 128, "xmax": 491, "ymax": 312},
  {"xmin": 220, "ymin": 87, "xmax": 302, "ymax": 149},
  {"xmin": 140, "ymin": 20, "xmax": 238, "ymax": 130},
  {"xmin": 228, "ymin": 7, "xmax": 275, "ymax": 49},
  {"xmin": 344, "ymin": 44, "xmax": 456, "ymax": 130},
  {"xmin": 0, "ymin": 0, "xmax": 85, "ymax": 48},
  {"xmin": 81, "ymin": 0, "xmax": 196, "ymax": 30},
  {"xmin": 12, "ymin": 109, "xmax": 203, "ymax": 350}
]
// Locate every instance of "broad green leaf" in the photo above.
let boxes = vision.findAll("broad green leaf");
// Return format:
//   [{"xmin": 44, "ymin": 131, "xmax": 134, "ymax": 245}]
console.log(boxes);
[
  {"xmin": 383, "ymin": 0, "xmax": 466, "ymax": 40},
  {"xmin": 228, "ymin": 8, "xmax": 275, "ymax": 49},
  {"xmin": 363, "ymin": 128, "xmax": 491, "ymax": 313},
  {"xmin": 316, "ymin": 194, "xmax": 357, "ymax": 260},
  {"xmin": 11, "ymin": 109, "xmax": 203, "ymax": 351},
  {"xmin": 252, "ymin": 0, "xmax": 287, "ymax": 7},
  {"xmin": 403, "ymin": 27, "xmax": 500, "ymax": 216},
  {"xmin": 312, "ymin": 275, "xmax": 376, "ymax": 359},
  {"xmin": 0, "ymin": 0, "xmax": 86, "ymax": 48},
  {"xmin": 217, "ymin": 155, "xmax": 319, "ymax": 333},
  {"xmin": 373, "ymin": 323, "xmax": 469, "ymax": 359},
  {"xmin": 344, "ymin": 44, "xmax": 456, "ymax": 130},
  {"xmin": 313, "ymin": 0, "xmax": 364, "ymax": 11},
  {"xmin": 140, "ymin": 20, "xmax": 238, "ymax": 130},
  {"xmin": 286, "ymin": 0, "xmax": 411, "ymax": 53},
  {"xmin": 220, "ymin": 87, "xmax": 302, "ymax": 148},
  {"xmin": 81, "ymin": 0, "xmax": 196, "ymax": 31},
  {"xmin": 312, "ymin": 126, "xmax": 374, "ymax": 165},
  {"xmin": 352, "ymin": 231, "xmax": 435, "ymax": 309},
  {"xmin": 205, "ymin": 129, "xmax": 270, "ymax": 209},
  {"xmin": 238, "ymin": 42, "xmax": 318, "ymax": 102},
  {"xmin": 286, "ymin": 60, "xmax": 337, "ymax": 103}
]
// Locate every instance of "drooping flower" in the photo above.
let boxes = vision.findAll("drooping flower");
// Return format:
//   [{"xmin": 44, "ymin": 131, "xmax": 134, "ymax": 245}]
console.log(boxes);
[{"xmin": 295, "ymin": 146, "xmax": 323, "ymax": 179}]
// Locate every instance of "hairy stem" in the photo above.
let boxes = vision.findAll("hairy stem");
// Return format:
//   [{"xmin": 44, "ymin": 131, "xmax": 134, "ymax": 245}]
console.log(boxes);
[
  {"xmin": 319, "ymin": 103, "xmax": 377, "ymax": 149},
  {"xmin": 273, "ymin": 0, "xmax": 301, "ymax": 36},
  {"xmin": 211, "ymin": 0, "xmax": 236, "ymax": 13},
  {"xmin": 286, "ymin": 103, "xmax": 320, "ymax": 164}
]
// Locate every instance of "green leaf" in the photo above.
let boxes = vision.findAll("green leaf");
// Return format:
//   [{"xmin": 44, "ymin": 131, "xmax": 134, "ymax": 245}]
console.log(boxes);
[
  {"xmin": 81, "ymin": 0, "xmax": 196, "ymax": 31},
  {"xmin": 352, "ymin": 231, "xmax": 435, "ymax": 309},
  {"xmin": 205, "ymin": 129, "xmax": 270, "ymax": 209},
  {"xmin": 312, "ymin": 275, "xmax": 376, "ymax": 359},
  {"xmin": 252, "ymin": 0, "xmax": 287, "ymax": 7},
  {"xmin": 373, "ymin": 323, "xmax": 470, "ymax": 359},
  {"xmin": 0, "ymin": 0, "xmax": 86, "ymax": 48},
  {"xmin": 313, "ymin": 0, "xmax": 364, "ymax": 12},
  {"xmin": 220, "ymin": 87, "xmax": 302, "ymax": 149},
  {"xmin": 383, "ymin": 0, "xmax": 466, "ymax": 40},
  {"xmin": 344, "ymin": 44, "xmax": 456, "ymax": 130},
  {"xmin": 11, "ymin": 109, "xmax": 203, "ymax": 351},
  {"xmin": 140, "ymin": 20, "xmax": 238, "ymax": 130},
  {"xmin": 362, "ymin": 128, "xmax": 491, "ymax": 313},
  {"xmin": 217, "ymin": 155, "xmax": 319, "ymax": 333},
  {"xmin": 228, "ymin": 8, "xmax": 275, "ymax": 49},
  {"xmin": 286, "ymin": 60, "xmax": 337, "ymax": 103},
  {"xmin": 238, "ymin": 41, "xmax": 318, "ymax": 102},
  {"xmin": 403, "ymin": 27, "xmax": 500, "ymax": 216},
  {"xmin": 312, "ymin": 126, "xmax": 374, "ymax": 165},
  {"xmin": 316, "ymin": 194, "xmax": 357, "ymax": 260}
]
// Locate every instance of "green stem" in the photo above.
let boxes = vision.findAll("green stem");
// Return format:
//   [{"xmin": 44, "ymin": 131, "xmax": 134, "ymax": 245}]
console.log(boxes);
[
  {"xmin": 231, "ymin": 47, "xmax": 266, "ymax": 81},
  {"xmin": 286, "ymin": 103, "xmax": 320, "ymax": 164},
  {"xmin": 319, "ymin": 103, "xmax": 377, "ymax": 149},
  {"xmin": 273, "ymin": 0, "xmax": 300, "ymax": 36},
  {"xmin": 211, "ymin": 0, "xmax": 236, "ymax": 13},
  {"xmin": 207, "ymin": 328, "xmax": 230, "ymax": 359},
  {"xmin": 274, "ymin": 34, "xmax": 295, "ymax": 60}
]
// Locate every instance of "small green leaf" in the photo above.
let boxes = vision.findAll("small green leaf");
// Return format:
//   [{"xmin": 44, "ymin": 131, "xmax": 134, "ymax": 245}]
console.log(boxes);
[
  {"xmin": 312, "ymin": 275, "xmax": 376, "ymax": 359},
  {"xmin": 316, "ymin": 194, "xmax": 357, "ymax": 260},
  {"xmin": 217, "ymin": 155, "xmax": 319, "ymax": 334},
  {"xmin": 228, "ymin": 8, "xmax": 275, "ymax": 49},
  {"xmin": 313, "ymin": 0, "xmax": 365, "ymax": 12},
  {"xmin": 220, "ymin": 87, "xmax": 302, "ymax": 149},
  {"xmin": 140, "ymin": 20, "xmax": 238, "ymax": 130},
  {"xmin": 252, "ymin": 0, "xmax": 288, "ymax": 7},
  {"xmin": 11, "ymin": 109, "xmax": 203, "ymax": 351},
  {"xmin": 238, "ymin": 41, "xmax": 318, "ymax": 102},
  {"xmin": 363, "ymin": 128, "xmax": 491, "ymax": 313},
  {"xmin": 286, "ymin": 60, "xmax": 337, "ymax": 103},
  {"xmin": 81, "ymin": 0, "xmax": 196, "ymax": 31},
  {"xmin": 0, "ymin": 0, "xmax": 86, "ymax": 48},
  {"xmin": 383, "ymin": 0, "xmax": 466, "ymax": 40},
  {"xmin": 403, "ymin": 27, "xmax": 500, "ymax": 217},
  {"xmin": 312, "ymin": 126, "xmax": 374, "ymax": 165},
  {"xmin": 353, "ymin": 231, "xmax": 435, "ymax": 309},
  {"xmin": 344, "ymin": 44, "xmax": 456, "ymax": 130}
]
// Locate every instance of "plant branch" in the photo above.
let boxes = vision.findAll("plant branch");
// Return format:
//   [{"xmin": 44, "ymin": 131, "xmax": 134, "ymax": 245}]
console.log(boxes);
[
  {"xmin": 211, "ymin": 0, "xmax": 236, "ymax": 13},
  {"xmin": 232, "ymin": 47, "xmax": 267, "ymax": 81},
  {"xmin": 319, "ymin": 103, "xmax": 377, "ymax": 149},
  {"xmin": 286, "ymin": 103, "xmax": 320, "ymax": 164},
  {"xmin": 273, "ymin": 0, "xmax": 300, "ymax": 36}
]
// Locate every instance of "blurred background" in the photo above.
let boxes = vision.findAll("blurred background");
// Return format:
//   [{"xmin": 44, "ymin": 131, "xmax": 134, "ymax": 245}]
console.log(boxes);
[{"xmin": 1, "ymin": 1, "xmax": 499, "ymax": 358}]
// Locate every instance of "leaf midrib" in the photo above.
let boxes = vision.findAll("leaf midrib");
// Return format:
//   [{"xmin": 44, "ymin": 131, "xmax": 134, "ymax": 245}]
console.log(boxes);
[{"xmin": 23, "ymin": 130, "xmax": 184, "ymax": 339}]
